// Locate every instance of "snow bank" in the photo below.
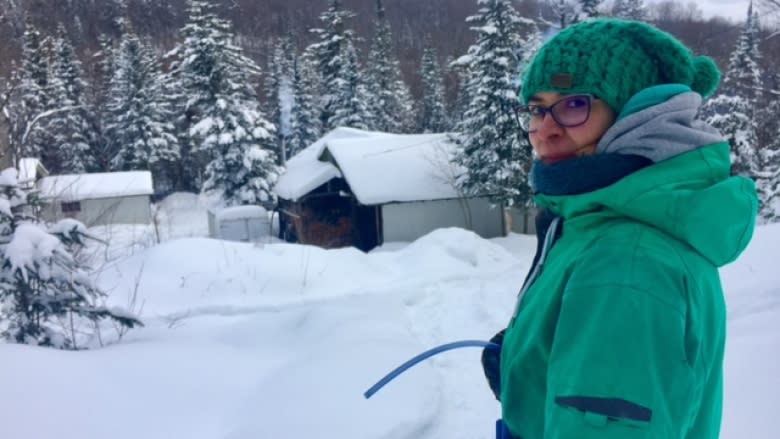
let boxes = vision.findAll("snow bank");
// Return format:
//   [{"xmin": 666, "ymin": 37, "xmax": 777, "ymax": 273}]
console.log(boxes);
[
  {"xmin": 0, "ymin": 222, "xmax": 776, "ymax": 439},
  {"xmin": 154, "ymin": 192, "xmax": 213, "ymax": 240}
]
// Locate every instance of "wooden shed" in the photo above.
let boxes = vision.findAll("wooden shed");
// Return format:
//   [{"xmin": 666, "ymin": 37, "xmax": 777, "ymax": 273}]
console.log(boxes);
[{"xmin": 273, "ymin": 128, "xmax": 508, "ymax": 251}]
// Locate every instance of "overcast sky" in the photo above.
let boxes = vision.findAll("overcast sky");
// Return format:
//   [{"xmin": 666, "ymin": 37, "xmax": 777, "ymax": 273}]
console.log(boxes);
[
  {"xmin": 700, "ymin": 0, "xmax": 752, "ymax": 19},
  {"xmin": 645, "ymin": 0, "xmax": 755, "ymax": 22}
]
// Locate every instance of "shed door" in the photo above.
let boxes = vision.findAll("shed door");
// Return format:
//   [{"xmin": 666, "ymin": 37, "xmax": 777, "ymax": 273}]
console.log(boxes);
[{"xmin": 352, "ymin": 204, "xmax": 380, "ymax": 251}]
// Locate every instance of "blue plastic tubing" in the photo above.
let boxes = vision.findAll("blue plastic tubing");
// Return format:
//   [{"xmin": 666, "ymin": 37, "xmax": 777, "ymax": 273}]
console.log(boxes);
[{"xmin": 364, "ymin": 340, "xmax": 501, "ymax": 399}]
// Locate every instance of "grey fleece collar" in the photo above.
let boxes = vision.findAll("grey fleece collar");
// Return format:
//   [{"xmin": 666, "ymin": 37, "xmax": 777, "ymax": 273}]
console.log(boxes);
[{"xmin": 596, "ymin": 92, "xmax": 724, "ymax": 163}]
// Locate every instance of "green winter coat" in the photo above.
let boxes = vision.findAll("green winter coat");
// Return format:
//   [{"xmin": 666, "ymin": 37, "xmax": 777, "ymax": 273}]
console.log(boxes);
[{"xmin": 499, "ymin": 114, "xmax": 757, "ymax": 436}]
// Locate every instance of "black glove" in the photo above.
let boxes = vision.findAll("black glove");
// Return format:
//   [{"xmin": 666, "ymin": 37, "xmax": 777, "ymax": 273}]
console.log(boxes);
[{"xmin": 481, "ymin": 328, "xmax": 505, "ymax": 401}]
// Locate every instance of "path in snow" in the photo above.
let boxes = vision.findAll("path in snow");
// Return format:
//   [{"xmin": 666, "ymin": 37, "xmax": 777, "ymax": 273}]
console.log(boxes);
[{"xmin": 396, "ymin": 230, "xmax": 531, "ymax": 439}]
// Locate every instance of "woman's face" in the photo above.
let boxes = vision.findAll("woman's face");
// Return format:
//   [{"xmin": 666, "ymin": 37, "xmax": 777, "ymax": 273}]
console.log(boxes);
[{"xmin": 527, "ymin": 92, "xmax": 616, "ymax": 164}]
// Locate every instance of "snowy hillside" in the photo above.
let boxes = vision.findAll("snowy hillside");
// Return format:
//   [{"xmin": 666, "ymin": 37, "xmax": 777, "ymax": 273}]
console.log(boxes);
[{"xmin": 0, "ymin": 199, "xmax": 777, "ymax": 438}]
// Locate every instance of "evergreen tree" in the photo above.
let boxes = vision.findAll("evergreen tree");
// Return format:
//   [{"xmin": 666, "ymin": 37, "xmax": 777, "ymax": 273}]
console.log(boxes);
[
  {"xmin": 10, "ymin": 19, "xmax": 51, "ymax": 162},
  {"xmin": 757, "ymin": 75, "xmax": 780, "ymax": 223},
  {"xmin": 451, "ymin": 64, "xmax": 472, "ymax": 124},
  {"xmin": 265, "ymin": 37, "xmax": 296, "ymax": 164},
  {"xmin": 105, "ymin": 29, "xmax": 179, "ymax": 192},
  {"xmin": 610, "ymin": 0, "xmax": 647, "ymax": 20},
  {"xmin": 579, "ymin": 0, "xmax": 603, "ymax": 19},
  {"xmin": 755, "ymin": 72, "xmax": 780, "ymax": 222},
  {"xmin": 48, "ymin": 25, "xmax": 95, "ymax": 174},
  {"xmin": 308, "ymin": 0, "xmax": 365, "ymax": 131},
  {"xmin": 91, "ymin": 34, "xmax": 118, "ymax": 172},
  {"xmin": 168, "ymin": 0, "xmax": 280, "ymax": 204},
  {"xmin": 0, "ymin": 168, "xmax": 142, "ymax": 349},
  {"xmin": 701, "ymin": 1, "xmax": 780, "ymax": 220},
  {"xmin": 419, "ymin": 44, "xmax": 450, "ymax": 133},
  {"xmin": 550, "ymin": 0, "xmax": 578, "ymax": 28},
  {"xmin": 287, "ymin": 52, "xmax": 322, "ymax": 158},
  {"xmin": 721, "ymin": 2, "xmax": 762, "ymax": 101},
  {"xmin": 757, "ymin": 136, "xmax": 780, "ymax": 222},
  {"xmin": 702, "ymin": 2, "xmax": 761, "ymax": 178},
  {"xmin": 166, "ymin": 0, "xmax": 226, "ymax": 192},
  {"xmin": 704, "ymin": 94, "xmax": 759, "ymax": 176},
  {"xmin": 451, "ymin": 0, "xmax": 539, "ymax": 207},
  {"xmin": 329, "ymin": 39, "xmax": 372, "ymax": 130},
  {"xmin": 365, "ymin": 0, "xmax": 414, "ymax": 133}
]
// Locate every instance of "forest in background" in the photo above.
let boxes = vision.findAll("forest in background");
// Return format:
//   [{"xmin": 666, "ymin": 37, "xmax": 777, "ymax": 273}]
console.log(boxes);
[
  {"xmin": 1, "ymin": 0, "xmax": 779, "ymax": 103},
  {"xmin": 0, "ymin": 0, "xmax": 777, "ymax": 221}
]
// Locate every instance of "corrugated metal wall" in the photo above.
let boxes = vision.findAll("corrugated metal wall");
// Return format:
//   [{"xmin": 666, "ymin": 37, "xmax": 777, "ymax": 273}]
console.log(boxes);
[{"xmin": 381, "ymin": 197, "xmax": 505, "ymax": 243}]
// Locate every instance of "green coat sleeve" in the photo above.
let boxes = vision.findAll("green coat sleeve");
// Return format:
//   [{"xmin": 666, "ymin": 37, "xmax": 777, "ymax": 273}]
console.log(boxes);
[{"xmin": 543, "ymin": 274, "xmax": 694, "ymax": 437}]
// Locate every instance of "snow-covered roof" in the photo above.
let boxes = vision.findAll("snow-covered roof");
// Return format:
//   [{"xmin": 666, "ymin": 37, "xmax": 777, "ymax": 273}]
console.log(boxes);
[
  {"xmin": 273, "ymin": 128, "xmax": 463, "ymax": 205},
  {"xmin": 273, "ymin": 127, "xmax": 374, "ymax": 201},
  {"xmin": 38, "ymin": 171, "xmax": 154, "ymax": 202}
]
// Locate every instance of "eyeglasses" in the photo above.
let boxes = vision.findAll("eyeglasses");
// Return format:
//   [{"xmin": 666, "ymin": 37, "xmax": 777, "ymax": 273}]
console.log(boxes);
[{"xmin": 516, "ymin": 94, "xmax": 595, "ymax": 133}]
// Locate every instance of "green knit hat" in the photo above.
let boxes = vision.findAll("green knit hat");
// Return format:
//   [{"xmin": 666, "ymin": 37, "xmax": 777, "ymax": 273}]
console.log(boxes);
[{"xmin": 521, "ymin": 18, "xmax": 721, "ymax": 114}]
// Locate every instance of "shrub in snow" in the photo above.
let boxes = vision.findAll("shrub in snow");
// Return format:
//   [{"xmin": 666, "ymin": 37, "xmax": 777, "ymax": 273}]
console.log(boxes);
[{"xmin": 0, "ymin": 169, "xmax": 142, "ymax": 349}]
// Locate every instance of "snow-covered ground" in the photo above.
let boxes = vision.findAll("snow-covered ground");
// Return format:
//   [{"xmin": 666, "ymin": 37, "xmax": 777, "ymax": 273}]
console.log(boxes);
[{"xmin": 0, "ymin": 193, "xmax": 777, "ymax": 439}]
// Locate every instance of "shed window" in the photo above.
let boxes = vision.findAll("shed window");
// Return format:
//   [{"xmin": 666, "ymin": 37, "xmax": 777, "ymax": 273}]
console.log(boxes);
[{"xmin": 61, "ymin": 201, "xmax": 81, "ymax": 213}]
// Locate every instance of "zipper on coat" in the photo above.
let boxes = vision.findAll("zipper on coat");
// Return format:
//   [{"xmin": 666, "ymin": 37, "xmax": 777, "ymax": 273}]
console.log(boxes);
[{"xmin": 511, "ymin": 216, "xmax": 562, "ymax": 320}]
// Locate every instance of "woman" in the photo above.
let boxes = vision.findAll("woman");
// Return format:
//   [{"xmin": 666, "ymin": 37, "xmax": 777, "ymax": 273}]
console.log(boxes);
[{"xmin": 483, "ymin": 18, "xmax": 758, "ymax": 438}]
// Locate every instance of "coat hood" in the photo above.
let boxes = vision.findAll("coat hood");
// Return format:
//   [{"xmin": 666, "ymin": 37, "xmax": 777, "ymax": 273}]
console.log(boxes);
[{"xmin": 535, "ymin": 88, "xmax": 757, "ymax": 267}]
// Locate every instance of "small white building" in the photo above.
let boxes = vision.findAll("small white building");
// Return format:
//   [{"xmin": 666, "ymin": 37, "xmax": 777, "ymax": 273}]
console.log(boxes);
[
  {"xmin": 273, "ymin": 128, "xmax": 507, "ymax": 251},
  {"xmin": 38, "ymin": 171, "xmax": 154, "ymax": 226}
]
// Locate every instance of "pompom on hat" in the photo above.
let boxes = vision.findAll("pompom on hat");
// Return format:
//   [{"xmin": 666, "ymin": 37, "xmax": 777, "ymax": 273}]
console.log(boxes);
[{"xmin": 520, "ymin": 18, "xmax": 721, "ymax": 114}]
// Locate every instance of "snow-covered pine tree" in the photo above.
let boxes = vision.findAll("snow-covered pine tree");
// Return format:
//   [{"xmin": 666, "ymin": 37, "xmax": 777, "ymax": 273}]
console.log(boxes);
[
  {"xmin": 94, "ymin": 34, "xmax": 116, "ymax": 111},
  {"xmin": 549, "ymin": 0, "xmax": 579, "ymax": 29},
  {"xmin": 0, "ymin": 168, "xmax": 142, "ymax": 349},
  {"xmin": 9, "ymin": 20, "xmax": 51, "ymax": 162},
  {"xmin": 169, "ymin": 0, "xmax": 279, "ymax": 205},
  {"xmin": 721, "ymin": 2, "xmax": 762, "ymax": 103},
  {"xmin": 701, "ymin": 1, "xmax": 762, "ymax": 178},
  {"xmin": 308, "ymin": 0, "xmax": 366, "ymax": 131},
  {"xmin": 287, "ymin": 51, "xmax": 322, "ymax": 158},
  {"xmin": 105, "ymin": 28, "xmax": 179, "ymax": 192},
  {"xmin": 703, "ymin": 94, "xmax": 759, "ymax": 176},
  {"xmin": 91, "ymin": 34, "xmax": 118, "ymax": 172},
  {"xmin": 702, "ymin": 1, "xmax": 780, "ymax": 220},
  {"xmin": 419, "ymin": 43, "xmax": 450, "ymax": 133},
  {"xmin": 365, "ymin": 0, "xmax": 414, "ymax": 133},
  {"xmin": 47, "ymin": 25, "xmax": 95, "ymax": 174},
  {"xmin": 451, "ymin": 0, "xmax": 539, "ymax": 207},
  {"xmin": 756, "ymin": 74, "xmax": 780, "ymax": 223},
  {"xmin": 265, "ymin": 37, "xmax": 296, "ymax": 164},
  {"xmin": 757, "ymin": 132, "xmax": 780, "ymax": 222},
  {"xmin": 610, "ymin": 0, "xmax": 648, "ymax": 20},
  {"xmin": 165, "ymin": 0, "xmax": 225, "ymax": 192},
  {"xmin": 450, "ymin": 64, "xmax": 472, "ymax": 124},
  {"xmin": 578, "ymin": 0, "xmax": 603, "ymax": 19},
  {"xmin": 329, "ymin": 39, "xmax": 372, "ymax": 130}
]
